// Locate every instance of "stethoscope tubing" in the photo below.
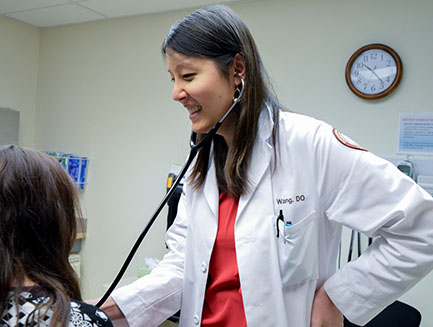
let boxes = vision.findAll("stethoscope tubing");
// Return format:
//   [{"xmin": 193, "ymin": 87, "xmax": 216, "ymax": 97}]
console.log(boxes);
[{"xmin": 96, "ymin": 78, "xmax": 244, "ymax": 308}]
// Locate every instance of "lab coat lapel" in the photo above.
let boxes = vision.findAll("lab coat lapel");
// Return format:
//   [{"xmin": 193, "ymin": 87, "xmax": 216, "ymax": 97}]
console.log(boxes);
[
  {"xmin": 237, "ymin": 106, "xmax": 273, "ymax": 218},
  {"xmin": 203, "ymin": 145, "xmax": 219, "ymax": 217}
]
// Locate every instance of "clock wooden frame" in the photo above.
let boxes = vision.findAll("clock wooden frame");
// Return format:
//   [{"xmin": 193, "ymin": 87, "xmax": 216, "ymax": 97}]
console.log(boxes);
[{"xmin": 345, "ymin": 43, "xmax": 403, "ymax": 100}]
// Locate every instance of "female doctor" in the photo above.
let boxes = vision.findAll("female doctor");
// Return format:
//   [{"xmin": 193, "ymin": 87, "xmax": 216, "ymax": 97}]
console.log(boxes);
[{"xmin": 98, "ymin": 5, "xmax": 433, "ymax": 327}]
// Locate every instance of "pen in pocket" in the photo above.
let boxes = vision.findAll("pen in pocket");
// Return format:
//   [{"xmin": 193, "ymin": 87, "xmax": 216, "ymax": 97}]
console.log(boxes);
[
  {"xmin": 276, "ymin": 210, "xmax": 293, "ymax": 240},
  {"xmin": 276, "ymin": 209, "xmax": 284, "ymax": 238}
]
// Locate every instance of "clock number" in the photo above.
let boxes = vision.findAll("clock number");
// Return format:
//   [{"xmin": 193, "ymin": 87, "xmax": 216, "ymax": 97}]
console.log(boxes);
[
  {"xmin": 386, "ymin": 59, "xmax": 392, "ymax": 66},
  {"xmin": 371, "ymin": 53, "xmax": 377, "ymax": 60},
  {"xmin": 371, "ymin": 85, "xmax": 376, "ymax": 92}
]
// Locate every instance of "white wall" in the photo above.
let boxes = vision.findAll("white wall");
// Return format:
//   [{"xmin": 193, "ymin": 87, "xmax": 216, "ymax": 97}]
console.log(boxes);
[
  {"xmin": 0, "ymin": 16, "xmax": 39, "ymax": 147},
  {"xmin": 2, "ymin": 0, "xmax": 433, "ymax": 325}
]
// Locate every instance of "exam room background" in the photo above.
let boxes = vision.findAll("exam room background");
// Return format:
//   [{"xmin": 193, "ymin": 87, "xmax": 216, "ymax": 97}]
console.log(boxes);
[{"xmin": 1, "ymin": 0, "xmax": 433, "ymax": 325}]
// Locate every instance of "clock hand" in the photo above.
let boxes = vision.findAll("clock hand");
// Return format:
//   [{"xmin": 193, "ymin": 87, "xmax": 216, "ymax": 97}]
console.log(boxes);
[
  {"xmin": 361, "ymin": 64, "xmax": 375, "ymax": 89},
  {"xmin": 371, "ymin": 65, "xmax": 385, "ymax": 84},
  {"xmin": 363, "ymin": 63, "xmax": 385, "ymax": 84}
]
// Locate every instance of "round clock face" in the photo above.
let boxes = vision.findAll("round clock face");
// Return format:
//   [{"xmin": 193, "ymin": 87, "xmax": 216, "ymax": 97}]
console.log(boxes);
[{"xmin": 346, "ymin": 44, "xmax": 402, "ymax": 99}]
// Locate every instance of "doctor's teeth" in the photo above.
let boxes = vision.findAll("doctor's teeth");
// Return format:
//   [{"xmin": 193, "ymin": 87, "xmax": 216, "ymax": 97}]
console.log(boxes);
[{"xmin": 189, "ymin": 106, "xmax": 202, "ymax": 114}]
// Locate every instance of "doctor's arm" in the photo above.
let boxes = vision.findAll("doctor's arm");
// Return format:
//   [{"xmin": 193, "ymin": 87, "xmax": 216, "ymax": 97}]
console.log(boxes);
[
  {"xmin": 311, "ymin": 284, "xmax": 343, "ymax": 327},
  {"xmin": 95, "ymin": 192, "xmax": 189, "ymax": 327},
  {"xmin": 314, "ymin": 125, "xmax": 433, "ymax": 325}
]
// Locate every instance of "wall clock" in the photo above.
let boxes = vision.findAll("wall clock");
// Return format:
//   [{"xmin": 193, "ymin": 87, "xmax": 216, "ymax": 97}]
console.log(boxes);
[{"xmin": 345, "ymin": 44, "xmax": 403, "ymax": 100}]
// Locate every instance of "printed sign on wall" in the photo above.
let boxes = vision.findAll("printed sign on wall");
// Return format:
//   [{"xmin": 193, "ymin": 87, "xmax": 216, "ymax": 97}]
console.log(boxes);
[{"xmin": 398, "ymin": 113, "xmax": 433, "ymax": 154}]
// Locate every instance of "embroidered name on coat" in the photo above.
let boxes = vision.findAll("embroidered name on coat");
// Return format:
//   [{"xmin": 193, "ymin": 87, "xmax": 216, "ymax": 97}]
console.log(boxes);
[{"xmin": 276, "ymin": 195, "xmax": 306, "ymax": 205}]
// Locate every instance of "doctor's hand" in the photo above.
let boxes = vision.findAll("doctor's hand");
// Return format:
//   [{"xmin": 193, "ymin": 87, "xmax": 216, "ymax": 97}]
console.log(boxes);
[
  {"xmin": 310, "ymin": 284, "xmax": 343, "ymax": 327},
  {"xmin": 86, "ymin": 296, "xmax": 125, "ymax": 321}
]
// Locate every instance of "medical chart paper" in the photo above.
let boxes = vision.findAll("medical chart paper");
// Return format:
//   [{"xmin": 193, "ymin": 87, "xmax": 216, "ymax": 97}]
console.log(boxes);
[{"xmin": 398, "ymin": 112, "xmax": 433, "ymax": 155}]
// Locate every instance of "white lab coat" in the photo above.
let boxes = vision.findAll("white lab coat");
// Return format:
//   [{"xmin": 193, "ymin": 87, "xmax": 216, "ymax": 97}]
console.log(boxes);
[{"xmin": 112, "ymin": 106, "xmax": 433, "ymax": 327}]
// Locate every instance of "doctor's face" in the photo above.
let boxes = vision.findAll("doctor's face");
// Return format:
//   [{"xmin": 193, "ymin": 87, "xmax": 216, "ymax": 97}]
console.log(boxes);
[{"xmin": 166, "ymin": 49, "xmax": 237, "ymax": 141}]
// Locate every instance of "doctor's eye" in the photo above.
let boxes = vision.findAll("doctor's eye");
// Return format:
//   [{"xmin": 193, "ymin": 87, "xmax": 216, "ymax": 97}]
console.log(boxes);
[{"xmin": 183, "ymin": 73, "xmax": 195, "ymax": 80}]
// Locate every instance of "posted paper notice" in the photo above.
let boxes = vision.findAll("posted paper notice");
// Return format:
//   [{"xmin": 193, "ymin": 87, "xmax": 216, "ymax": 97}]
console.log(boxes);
[{"xmin": 398, "ymin": 113, "xmax": 433, "ymax": 154}]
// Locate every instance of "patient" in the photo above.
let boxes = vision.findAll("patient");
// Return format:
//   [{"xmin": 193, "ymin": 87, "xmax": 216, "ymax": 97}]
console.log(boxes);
[{"xmin": 0, "ymin": 145, "xmax": 112, "ymax": 327}]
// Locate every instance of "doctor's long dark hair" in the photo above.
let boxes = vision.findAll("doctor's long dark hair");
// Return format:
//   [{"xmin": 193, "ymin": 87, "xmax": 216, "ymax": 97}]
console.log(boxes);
[
  {"xmin": 162, "ymin": 5, "xmax": 280, "ymax": 198},
  {"xmin": 0, "ymin": 145, "xmax": 82, "ymax": 327}
]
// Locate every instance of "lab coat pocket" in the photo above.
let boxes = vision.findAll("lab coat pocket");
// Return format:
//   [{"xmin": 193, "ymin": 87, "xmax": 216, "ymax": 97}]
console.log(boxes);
[{"xmin": 277, "ymin": 211, "xmax": 319, "ymax": 287}]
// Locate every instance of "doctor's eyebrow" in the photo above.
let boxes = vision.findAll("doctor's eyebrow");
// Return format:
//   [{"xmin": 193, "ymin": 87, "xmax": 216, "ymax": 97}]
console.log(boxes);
[{"xmin": 167, "ymin": 63, "xmax": 189, "ymax": 74}]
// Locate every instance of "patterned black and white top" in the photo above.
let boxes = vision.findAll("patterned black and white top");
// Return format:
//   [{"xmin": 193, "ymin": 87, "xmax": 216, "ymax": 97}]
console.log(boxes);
[{"xmin": 1, "ymin": 287, "xmax": 113, "ymax": 327}]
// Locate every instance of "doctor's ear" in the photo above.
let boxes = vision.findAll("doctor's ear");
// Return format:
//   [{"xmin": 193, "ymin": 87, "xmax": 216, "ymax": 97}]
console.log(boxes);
[{"xmin": 232, "ymin": 53, "xmax": 246, "ymax": 85}]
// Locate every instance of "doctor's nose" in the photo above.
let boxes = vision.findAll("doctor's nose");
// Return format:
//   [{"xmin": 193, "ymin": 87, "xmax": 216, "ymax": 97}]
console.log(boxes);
[{"xmin": 172, "ymin": 83, "xmax": 187, "ymax": 102}]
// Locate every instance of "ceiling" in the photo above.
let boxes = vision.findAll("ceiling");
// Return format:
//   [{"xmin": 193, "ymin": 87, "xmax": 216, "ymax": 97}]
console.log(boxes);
[{"xmin": 0, "ymin": 0, "xmax": 247, "ymax": 28}]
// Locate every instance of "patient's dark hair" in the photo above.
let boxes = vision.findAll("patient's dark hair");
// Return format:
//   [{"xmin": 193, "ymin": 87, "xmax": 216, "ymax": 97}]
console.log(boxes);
[{"xmin": 0, "ymin": 144, "xmax": 82, "ymax": 327}]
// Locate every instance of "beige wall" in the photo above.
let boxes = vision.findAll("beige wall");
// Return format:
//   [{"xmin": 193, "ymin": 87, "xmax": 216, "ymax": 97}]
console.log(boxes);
[
  {"xmin": 0, "ymin": 16, "xmax": 39, "ymax": 147},
  {"xmin": 234, "ymin": 0, "xmax": 433, "ymax": 156},
  {"xmin": 1, "ymin": 0, "xmax": 433, "ymax": 325},
  {"xmin": 36, "ymin": 11, "xmax": 192, "ymax": 300}
]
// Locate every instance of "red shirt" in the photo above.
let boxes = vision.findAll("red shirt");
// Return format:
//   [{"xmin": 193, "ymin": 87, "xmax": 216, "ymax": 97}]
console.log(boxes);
[{"xmin": 201, "ymin": 192, "xmax": 247, "ymax": 327}]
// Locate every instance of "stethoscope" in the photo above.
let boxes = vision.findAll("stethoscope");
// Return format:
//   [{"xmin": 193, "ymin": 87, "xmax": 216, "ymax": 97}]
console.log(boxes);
[{"xmin": 96, "ymin": 77, "xmax": 245, "ymax": 307}]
